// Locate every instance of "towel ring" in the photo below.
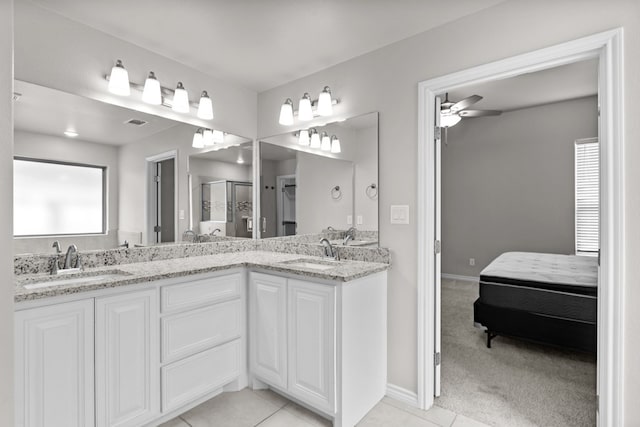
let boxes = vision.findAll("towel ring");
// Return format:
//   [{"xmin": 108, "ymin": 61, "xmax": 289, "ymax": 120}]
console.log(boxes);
[
  {"xmin": 366, "ymin": 183, "xmax": 378, "ymax": 199},
  {"xmin": 331, "ymin": 185, "xmax": 342, "ymax": 200}
]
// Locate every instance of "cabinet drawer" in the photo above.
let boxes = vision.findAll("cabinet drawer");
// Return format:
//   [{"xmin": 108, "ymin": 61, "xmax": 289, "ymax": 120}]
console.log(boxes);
[
  {"xmin": 161, "ymin": 340, "xmax": 241, "ymax": 413},
  {"xmin": 161, "ymin": 299, "xmax": 242, "ymax": 363},
  {"xmin": 161, "ymin": 273, "xmax": 241, "ymax": 313}
]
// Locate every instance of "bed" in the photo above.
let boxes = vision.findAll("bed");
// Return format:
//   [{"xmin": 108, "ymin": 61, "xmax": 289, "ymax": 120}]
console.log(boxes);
[{"xmin": 473, "ymin": 252, "xmax": 598, "ymax": 353}]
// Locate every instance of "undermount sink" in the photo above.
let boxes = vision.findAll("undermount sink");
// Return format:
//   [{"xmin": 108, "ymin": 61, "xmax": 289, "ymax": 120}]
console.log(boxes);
[
  {"xmin": 279, "ymin": 259, "xmax": 340, "ymax": 271},
  {"xmin": 23, "ymin": 270, "xmax": 131, "ymax": 290}
]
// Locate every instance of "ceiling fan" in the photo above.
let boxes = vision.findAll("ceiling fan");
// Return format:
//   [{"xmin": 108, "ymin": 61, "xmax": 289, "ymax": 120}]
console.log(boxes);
[{"xmin": 440, "ymin": 93, "xmax": 502, "ymax": 128}]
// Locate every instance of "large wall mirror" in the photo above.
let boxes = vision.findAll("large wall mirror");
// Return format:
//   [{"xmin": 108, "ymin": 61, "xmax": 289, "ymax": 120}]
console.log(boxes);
[
  {"xmin": 13, "ymin": 79, "xmax": 251, "ymax": 254},
  {"xmin": 258, "ymin": 112, "xmax": 379, "ymax": 244}
]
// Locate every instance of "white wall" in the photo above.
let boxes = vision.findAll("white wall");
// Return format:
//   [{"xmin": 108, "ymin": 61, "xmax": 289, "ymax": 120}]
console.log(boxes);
[
  {"xmin": 13, "ymin": 130, "xmax": 119, "ymax": 253},
  {"xmin": 0, "ymin": 0, "xmax": 13, "ymax": 423},
  {"xmin": 442, "ymin": 96, "xmax": 598, "ymax": 276},
  {"xmin": 257, "ymin": 1, "xmax": 640, "ymax": 415}
]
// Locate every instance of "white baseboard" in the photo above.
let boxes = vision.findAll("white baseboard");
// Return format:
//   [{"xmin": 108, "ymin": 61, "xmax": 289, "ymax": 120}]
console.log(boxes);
[
  {"xmin": 386, "ymin": 383, "xmax": 419, "ymax": 408},
  {"xmin": 441, "ymin": 273, "xmax": 477, "ymax": 282}
]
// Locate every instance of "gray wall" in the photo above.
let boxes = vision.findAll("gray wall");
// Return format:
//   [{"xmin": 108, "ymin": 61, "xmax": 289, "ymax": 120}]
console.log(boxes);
[
  {"xmin": 442, "ymin": 96, "xmax": 598, "ymax": 277},
  {"xmin": 0, "ymin": 0, "xmax": 13, "ymax": 423},
  {"xmin": 13, "ymin": 130, "xmax": 120, "ymax": 253},
  {"xmin": 257, "ymin": 1, "xmax": 640, "ymax": 413},
  {"xmin": 261, "ymin": 157, "xmax": 296, "ymax": 238}
]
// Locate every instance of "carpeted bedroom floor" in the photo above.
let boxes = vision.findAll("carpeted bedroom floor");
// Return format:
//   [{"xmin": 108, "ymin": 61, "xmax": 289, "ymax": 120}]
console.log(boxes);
[{"xmin": 436, "ymin": 278, "xmax": 597, "ymax": 427}]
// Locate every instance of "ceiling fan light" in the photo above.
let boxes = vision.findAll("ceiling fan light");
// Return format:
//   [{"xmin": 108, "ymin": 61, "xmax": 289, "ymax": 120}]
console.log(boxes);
[
  {"xmin": 202, "ymin": 129, "xmax": 214, "ymax": 146},
  {"xmin": 317, "ymin": 86, "xmax": 333, "ymax": 116},
  {"xmin": 298, "ymin": 129, "xmax": 310, "ymax": 146},
  {"xmin": 330, "ymin": 135, "xmax": 341, "ymax": 153},
  {"xmin": 197, "ymin": 91, "xmax": 214, "ymax": 120},
  {"xmin": 212, "ymin": 129, "xmax": 225, "ymax": 144},
  {"xmin": 192, "ymin": 129, "xmax": 204, "ymax": 148},
  {"xmin": 298, "ymin": 93, "xmax": 313, "ymax": 121},
  {"xmin": 441, "ymin": 114, "xmax": 462, "ymax": 128},
  {"xmin": 172, "ymin": 82, "xmax": 190, "ymax": 113},
  {"xmin": 142, "ymin": 71, "xmax": 162, "ymax": 105},
  {"xmin": 310, "ymin": 129, "xmax": 321, "ymax": 148},
  {"xmin": 108, "ymin": 60, "xmax": 130, "ymax": 96},
  {"xmin": 279, "ymin": 98, "xmax": 294, "ymax": 125},
  {"xmin": 320, "ymin": 131, "xmax": 331, "ymax": 151}
]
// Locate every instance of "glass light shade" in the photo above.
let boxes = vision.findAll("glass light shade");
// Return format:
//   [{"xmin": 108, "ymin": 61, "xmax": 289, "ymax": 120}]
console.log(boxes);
[
  {"xmin": 212, "ymin": 130, "xmax": 225, "ymax": 144},
  {"xmin": 108, "ymin": 60, "xmax": 130, "ymax": 96},
  {"xmin": 197, "ymin": 91, "xmax": 214, "ymax": 120},
  {"xmin": 279, "ymin": 98, "xmax": 294, "ymax": 125},
  {"xmin": 310, "ymin": 129, "xmax": 321, "ymax": 148},
  {"xmin": 298, "ymin": 129, "xmax": 310, "ymax": 146},
  {"xmin": 202, "ymin": 129, "xmax": 214, "ymax": 146},
  {"xmin": 142, "ymin": 71, "xmax": 162, "ymax": 105},
  {"xmin": 320, "ymin": 132, "xmax": 331, "ymax": 151},
  {"xmin": 192, "ymin": 130, "xmax": 204, "ymax": 148},
  {"xmin": 172, "ymin": 82, "xmax": 190, "ymax": 113},
  {"xmin": 317, "ymin": 86, "xmax": 333, "ymax": 116},
  {"xmin": 298, "ymin": 93, "xmax": 313, "ymax": 121},
  {"xmin": 441, "ymin": 113, "xmax": 461, "ymax": 128},
  {"xmin": 330, "ymin": 135, "xmax": 341, "ymax": 153}
]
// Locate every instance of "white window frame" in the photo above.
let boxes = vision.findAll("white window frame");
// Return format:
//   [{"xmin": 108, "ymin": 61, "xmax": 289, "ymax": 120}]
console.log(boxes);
[{"xmin": 575, "ymin": 137, "xmax": 599, "ymax": 256}]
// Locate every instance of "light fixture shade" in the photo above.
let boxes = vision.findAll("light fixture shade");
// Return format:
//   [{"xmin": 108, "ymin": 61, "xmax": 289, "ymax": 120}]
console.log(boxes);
[
  {"xmin": 317, "ymin": 86, "xmax": 333, "ymax": 116},
  {"xmin": 212, "ymin": 130, "xmax": 225, "ymax": 144},
  {"xmin": 197, "ymin": 91, "xmax": 214, "ymax": 120},
  {"xmin": 298, "ymin": 129, "xmax": 310, "ymax": 146},
  {"xmin": 441, "ymin": 113, "xmax": 462, "ymax": 128},
  {"xmin": 172, "ymin": 82, "xmax": 190, "ymax": 113},
  {"xmin": 192, "ymin": 129, "xmax": 204, "ymax": 148},
  {"xmin": 310, "ymin": 129, "xmax": 321, "ymax": 148},
  {"xmin": 330, "ymin": 135, "xmax": 341, "ymax": 153},
  {"xmin": 108, "ymin": 60, "xmax": 130, "ymax": 96},
  {"xmin": 320, "ymin": 131, "xmax": 331, "ymax": 151},
  {"xmin": 142, "ymin": 71, "xmax": 162, "ymax": 105},
  {"xmin": 202, "ymin": 129, "xmax": 214, "ymax": 146},
  {"xmin": 298, "ymin": 93, "xmax": 313, "ymax": 121},
  {"xmin": 279, "ymin": 98, "xmax": 294, "ymax": 125}
]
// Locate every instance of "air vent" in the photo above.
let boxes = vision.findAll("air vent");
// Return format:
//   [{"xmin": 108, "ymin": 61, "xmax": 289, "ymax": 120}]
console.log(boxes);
[{"xmin": 124, "ymin": 118, "xmax": 148, "ymax": 126}]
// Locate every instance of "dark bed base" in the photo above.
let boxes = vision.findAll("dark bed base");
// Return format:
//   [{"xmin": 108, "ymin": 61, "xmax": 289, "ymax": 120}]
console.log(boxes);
[{"xmin": 473, "ymin": 299, "xmax": 597, "ymax": 354}]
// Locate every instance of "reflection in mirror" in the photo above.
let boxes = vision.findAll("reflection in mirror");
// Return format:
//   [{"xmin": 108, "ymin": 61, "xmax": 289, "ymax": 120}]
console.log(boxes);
[
  {"xmin": 188, "ymin": 142, "xmax": 254, "ymax": 240},
  {"xmin": 12, "ymin": 79, "xmax": 251, "ymax": 254},
  {"xmin": 259, "ymin": 112, "xmax": 378, "ymax": 246}
]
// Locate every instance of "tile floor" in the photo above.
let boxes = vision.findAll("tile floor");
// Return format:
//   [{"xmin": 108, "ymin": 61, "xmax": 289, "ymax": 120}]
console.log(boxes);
[{"xmin": 161, "ymin": 388, "xmax": 490, "ymax": 427}]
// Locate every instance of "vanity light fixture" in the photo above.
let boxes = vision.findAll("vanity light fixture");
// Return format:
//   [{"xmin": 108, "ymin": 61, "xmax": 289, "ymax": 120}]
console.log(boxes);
[
  {"xmin": 298, "ymin": 93, "xmax": 313, "ymax": 121},
  {"xmin": 197, "ymin": 91, "xmax": 214, "ymax": 120},
  {"xmin": 279, "ymin": 98, "xmax": 294, "ymax": 126},
  {"xmin": 320, "ymin": 131, "xmax": 331, "ymax": 151},
  {"xmin": 142, "ymin": 71, "xmax": 162, "ymax": 105},
  {"xmin": 63, "ymin": 130, "xmax": 78, "ymax": 138},
  {"xmin": 330, "ymin": 135, "xmax": 341, "ymax": 153},
  {"xmin": 202, "ymin": 128, "xmax": 214, "ymax": 146},
  {"xmin": 212, "ymin": 129, "xmax": 225, "ymax": 144},
  {"xmin": 172, "ymin": 82, "xmax": 190, "ymax": 113},
  {"xmin": 317, "ymin": 86, "xmax": 333, "ymax": 116},
  {"xmin": 298, "ymin": 129, "xmax": 310, "ymax": 146},
  {"xmin": 237, "ymin": 157, "xmax": 245, "ymax": 164},
  {"xmin": 192, "ymin": 129, "xmax": 204, "ymax": 148},
  {"xmin": 107, "ymin": 60, "xmax": 130, "ymax": 96},
  {"xmin": 310, "ymin": 128, "xmax": 321, "ymax": 148}
]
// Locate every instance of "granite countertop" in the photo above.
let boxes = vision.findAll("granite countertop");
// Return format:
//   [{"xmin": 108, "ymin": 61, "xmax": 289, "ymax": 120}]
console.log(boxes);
[{"xmin": 15, "ymin": 251, "xmax": 389, "ymax": 302}]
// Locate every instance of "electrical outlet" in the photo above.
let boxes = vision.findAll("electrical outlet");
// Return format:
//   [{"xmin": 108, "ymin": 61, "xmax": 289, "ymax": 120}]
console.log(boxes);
[
  {"xmin": 469, "ymin": 258, "xmax": 475, "ymax": 266},
  {"xmin": 357, "ymin": 215, "xmax": 363, "ymax": 225},
  {"xmin": 347, "ymin": 215, "xmax": 353, "ymax": 225},
  {"xmin": 179, "ymin": 210, "xmax": 185, "ymax": 220}
]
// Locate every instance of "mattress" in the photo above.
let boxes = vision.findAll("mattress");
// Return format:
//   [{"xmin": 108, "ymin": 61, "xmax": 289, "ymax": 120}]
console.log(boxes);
[{"xmin": 479, "ymin": 252, "xmax": 598, "ymax": 323}]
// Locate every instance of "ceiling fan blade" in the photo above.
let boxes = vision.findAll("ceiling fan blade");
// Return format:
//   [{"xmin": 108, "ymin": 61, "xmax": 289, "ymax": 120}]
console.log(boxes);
[
  {"xmin": 450, "ymin": 95, "xmax": 482, "ymax": 113},
  {"xmin": 458, "ymin": 109, "xmax": 502, "ymax": 117}
]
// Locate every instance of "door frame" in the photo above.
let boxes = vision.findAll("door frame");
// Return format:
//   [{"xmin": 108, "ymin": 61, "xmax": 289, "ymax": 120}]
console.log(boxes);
[
  {"xmin": 276, "ymin": 174, "xmax": 296, "ymax": 237},
  {"xmin": 416, "ymin": 29, "xmax": 624, "ymax": 426},
  {"xmin": 145, "ymin": 150, "xmax": 178, "ymax": 245}
]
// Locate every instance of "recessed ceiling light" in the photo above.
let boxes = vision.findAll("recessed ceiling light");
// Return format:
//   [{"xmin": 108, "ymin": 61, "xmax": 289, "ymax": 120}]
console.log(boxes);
[{"xmin": 64, "ymin": 130, "xmax": 78, "ymax": 138}]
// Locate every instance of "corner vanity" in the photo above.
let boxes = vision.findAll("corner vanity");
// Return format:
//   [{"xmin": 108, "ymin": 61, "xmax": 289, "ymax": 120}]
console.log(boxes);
[{"xmin": 13, "ymin": 250, "xmax": 388, "ymax": 427}]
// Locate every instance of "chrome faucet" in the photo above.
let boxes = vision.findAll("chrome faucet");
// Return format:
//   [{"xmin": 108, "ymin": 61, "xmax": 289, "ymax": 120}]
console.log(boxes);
[
  {"xmin": 52, "ymin": 241, "xmax": 62, "ymax": 254},
  {"xmin": 320, "ymin": 238, "xmax": 339, "ymax": 260},
  {"xmin": 343, "ymin": 227, "xmax": 357, "ymax": 245},
  {"xmin": 64, "ymin": 244, "xmax": 79, "ymax": 269},
  {"xmin": 210, "ymin": 228, "xmax": 221, "ymax": 236}
]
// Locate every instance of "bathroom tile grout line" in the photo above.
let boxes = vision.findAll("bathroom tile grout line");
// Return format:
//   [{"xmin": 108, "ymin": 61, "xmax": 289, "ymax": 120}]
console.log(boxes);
[
  {"xmin": 253, "ymin": 407, "xmax": 285, "ymax": 426},
  {"xmin": 178, "ymin": 415, "xmax": 193, "ymax": 427}
]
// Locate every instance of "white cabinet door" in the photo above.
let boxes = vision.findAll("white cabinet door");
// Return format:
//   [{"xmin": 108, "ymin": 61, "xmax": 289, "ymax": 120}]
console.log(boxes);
[
  {"xmin": 249, "ymin": 272, "xmax": 287, "ymax": 388},
  {"xmin": 96, "ymin": 290, "xmax": 159, "ymax": 427},
  {"xmin": 287, "ymin": 279, "xmax": 335, "ymax": 412},
  {"xmin": 15, "ymin": 300, "xmax": 94, "ymax": 427}
]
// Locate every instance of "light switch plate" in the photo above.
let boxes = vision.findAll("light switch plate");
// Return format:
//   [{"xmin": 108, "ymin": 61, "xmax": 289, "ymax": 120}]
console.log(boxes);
[
  {"xmin": 390, "ymin": 205, "xmax": 409, "ymax": 224},
  {"xmin": 347, "ymin": 215, "xmax": 353, "ymax": 225}
]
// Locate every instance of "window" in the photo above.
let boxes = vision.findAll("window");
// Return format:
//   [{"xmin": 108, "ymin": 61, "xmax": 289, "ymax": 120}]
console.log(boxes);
[
  {"xmin": 575, "ymin": 138, "xmax": 599, "ymax": 256},
  {"xmin": 14, "ymin": 158, "xmax": 106, "ymax": 236}
]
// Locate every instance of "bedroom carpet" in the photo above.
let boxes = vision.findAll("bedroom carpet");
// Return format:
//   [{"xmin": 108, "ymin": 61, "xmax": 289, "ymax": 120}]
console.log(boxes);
[{"xmin": 436, "ymin": 278, "xmax": 597, "ymax": 427}]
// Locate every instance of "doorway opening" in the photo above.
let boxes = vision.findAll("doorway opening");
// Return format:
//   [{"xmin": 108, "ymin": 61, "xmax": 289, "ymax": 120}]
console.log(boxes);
[
  {"xmin": 277, "ymin": 174, "xmax": 296, "ymax": 236},
  {"xmin": 146, "ymin": 151, "xmax": 177, "ymax": 244}
]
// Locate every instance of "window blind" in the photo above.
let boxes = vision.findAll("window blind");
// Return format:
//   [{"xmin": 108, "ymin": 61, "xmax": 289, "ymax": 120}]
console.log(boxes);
[{"xmin": 575, "ymin": 138, "xmax": 599, "ymax": 256}]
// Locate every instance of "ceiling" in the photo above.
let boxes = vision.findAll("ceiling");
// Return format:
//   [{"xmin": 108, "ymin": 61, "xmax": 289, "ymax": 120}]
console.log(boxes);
[
  {"xmin": 30, "ymin": 0, "xmax": 507, "ymax": 92},
  {"xmin": 447, "ymin": 59, "xmax": 598, "ymax": 113}
]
